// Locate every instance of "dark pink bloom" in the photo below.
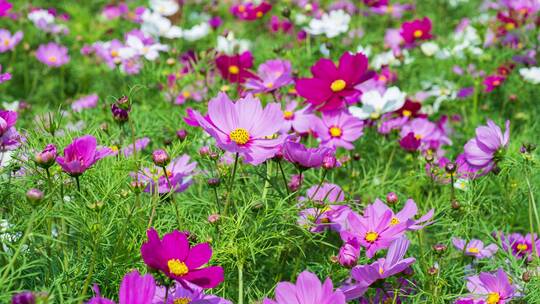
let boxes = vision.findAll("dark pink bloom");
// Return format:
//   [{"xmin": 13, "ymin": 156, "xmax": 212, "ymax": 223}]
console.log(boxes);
[
  {"xmin": 215, "ymin": 51, "xmax": 256, "ymax": 83},
  {"xmin": 483, "ymin": 75, "xmax": 505, "ymax": 92},
  {"xmin": 0, "ymin": 0, "xmax": 11, "ymax": 17},
  {"xmin": 56, "ymin": 135, "xmax": 113, "ymax": 177},
  {"xmin": 282, "ymin": 139, "xmax": 335, "ymax": 169},
  {"xmin": 463, "ymin": 120, "xmax": 509, "ymax": 176},
  {"xmin": 141, "ymin": 228, "xmax": 224, "ymax": 289},
  {"xmin": 338, "ymin": 239, "xmax": 361, "ymax": 267},
  {"xmin": 295, "ymin": 52, "xmax": 372, "ymax": 111},
  {"xmin": 452, "ymin": 238, "xmax": 498, "ymax": 259},
  {"xmin": 400, "ymin": 17, "xmax": 433, "ymax": 44},
  {"xmin": 263, "ymin": 270, "xmax": 346, "ymax": 304},
  {"xmin": 493, "ymin": 231, "xmax": 539, "ymax": 261},
  {"xmin": 314, "ymin": 110, "xmax": 363, "ymax": 150},
  {"xmin": 0, "ymin": 110, "xmax": 17, "ymax": 136},
  {"xmin": 0, "ymin": 64, "xmax": 10, "ymax": 83},
  {"xmin": 465, "ymin": 268, "xmax": 516, "ymax": 303},
  {"xmin": 87, "ymin": 270, "xmax": 155, "ymax": 304},
  {"xmin": 231, "ymin": 2, "xmax": 272, "ymax": 21}
]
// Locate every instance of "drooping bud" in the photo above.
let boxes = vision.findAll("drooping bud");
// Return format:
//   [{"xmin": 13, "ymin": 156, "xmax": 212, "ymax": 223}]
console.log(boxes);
[
  {"xmin": 116, "ymin": 95, "xmax": 131, "ymax": 111},
  {"xmin": 111, "ymin": 103, "xmax": 129, "ymax": 123}
]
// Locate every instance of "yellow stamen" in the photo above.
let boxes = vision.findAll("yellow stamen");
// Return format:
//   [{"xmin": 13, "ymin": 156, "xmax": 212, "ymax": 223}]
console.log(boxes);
[
  {"xmin": 238, "ymin": 5, "xmax": 245, "ymax": 12},
  {"xmin": 415, "ymin": 134, "xmax": 423, "ymax": 140},
  {"xmin": 265, "ymin": 82, "xmax": 274, "ymax": 89},
  {"xmin": 174, "ymin": 298, "xmax": 191, "ymax": 304},
  {"xmin": 256, "ymin": 11, "xmax": 263, "ymax": 18},
  {"xmin": 329, "ymin": 126, "xmax": 342, "ymax": 138},
  {"xmin": 379, "ymin": 267, "xmax": 384, "ymax": 274},
  {"xmin": 229, "ymin": 128, "xmax": 250, "ymax": 145},
  {"xmin": 330, "ymin": 79, "xmax": 346, "ymax": 92},
  {"xmin": 228, "ymin": 65, "xmax": 240, "ymax": 74},
  {"xmin": 365, "ymin": 231, "xmax": 379, "ymax": 243},
  {"xmin": 413, "ymin": 30, "xmax": 423, "ymax": 38},
  {"xmin": 48, "ymin": 56, "xmax": 58, "ymax": 63},
  {"xmin": 492, "ymin": 80, "xmax": 501, "ymax": 86},
  {"xmin": 3, "ymin": 39, "xmax": 10, "ymax": 46},
  {"xmin": 378, "ymin": 75, "xmax": 387, "ymax": 82},
  {"xmin": 467, "ymin": 247, "xmax": 480, "ymax": 254},
  {"xmin": 486, "ymin": 292, "xmax": 500, "ymax": 304},
  {"xmin": 167, "ymin": 259, "xmax": 189, "ymax": 276},
  {"xmin": 517, "ymin": 243, "xmax": 528, "ymax": 251},
  {"xmin": 110, "ymin": 50, "xmax": 119, "ymax": 57},
  {"xmin": 370, "ymin": 112, "xmax": 381, "ymax": 120},
  {"xmin": 505, "ymin": 23, "xmax": 515, "ymax": 31},
  {"xmin": 220, "ymin": 85, "xmax": 230, "ymax": 92},
  {"xmin": 402, "ymin": 110, "xmax": 412, "ymax": 117},
  {"xmin": 283, "ymin": 111, "xmax": 294, "ymax": 120},
  {"xmin": 182, "ymin": 91, "xmax": 191, "ymax": 98},
  {"xmin": 390, "ymin": 217, "xmax": 400, "ymax": 225},
  {"xmin": 110, "ymin": 145, "xmax": 119, "ymax": 153}
]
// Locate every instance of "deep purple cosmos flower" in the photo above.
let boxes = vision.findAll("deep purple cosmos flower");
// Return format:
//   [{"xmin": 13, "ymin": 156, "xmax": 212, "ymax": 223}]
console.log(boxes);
[
  {"xmin": 0, "ymin": 29, "xmax": 22, "ymax": 52},
  {"xmin": 399, "ymin": 117, "xmax": 451, "ymax": 154},
  {"xmin": 494, "ymin": 231, "xmax": 540, "ymax": 261},
  {"xmin": 295, "ymin": 52, "xmax": 372, "ymax": 112},
  {"xmin": 141, "ymin": 228, "xmax": 224, "ymax": 289},
  {"xmin": 134, "ymin": 154, "xmax": 196, "ymax": 194},
  {"xmin": 56, "ymin": 135, "xmax": 113, "ymax": 177},
  {"xmin": 282, "ymin": 139, "xmax": 335, "ymax": 169},
  {"xmin": 341, "ymin": 237, "xmax": 416, "ymax": 300},
  {"xmin": 400, "ymin": 17, "xmax": 433, "ymax": 44},
  {"xmin": 87, "ymin": 270, "xmax": 155, "ymax": 304},
  {"xmin": 463, "ymin": 120, "xmax": 509, "ymax": 176},
  {"xmin": 263, "ymin": 270, "xmax": 346, "ymax": 304},
  {"xmin": 215, "ymin": 51, "xmax": 256, "ymax": 83},
  {"xmin": 35, "ymin": 42, "xmax": 70, "ymax": 67},
  {"xmin": 452, "ymin": 238, "xmax": 498, "ymax": 259},
  {"xmin": 0, "ymin": 110, "xmax": 21, "ymax": 150},
  {"xmin": 463, "ymin": 268, "xmax": 517, "ymax": 304},
  {"xmin": 231, "ymin": 1, "xmax": 272, "ymax": 20},
  {"xmin": 192, "ymin": 92, "xmax": 284, "ymax": 165},
  {"xmin": 245, "ymin": 59, "xmax": 293, "ymax": 93},
  {"xmin": 313, "ymin": 110, "xmax": 364, "ymax": 150}
]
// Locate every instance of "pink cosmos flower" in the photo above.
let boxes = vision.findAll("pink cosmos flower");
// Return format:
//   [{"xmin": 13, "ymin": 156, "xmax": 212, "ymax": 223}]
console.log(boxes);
[
  {"xmin": 141, "ymin": 228, "xmax": 224, "ymax": 289},
  {"xmin": 399, "ymin": 117, "xmax": 451, "ymax": 153},
  {"xmin": 0, "ymin": 110, "xmax": 22, "ymax": 150},
  {"xmin": 35, "ymin": 42, "xmax": 70, "ymax": 67},
  {"xmin": 56, "ymin": 135, "xmax": 113, "ymax": 177},
  {"xmin": 0, "ymin": 0, "xmax": 12, "ymax": 17},
  {"xmin": 0, "ymin": 64, "xmax": 10, "ymax": 83},
  {"xmin": 87, "ymin": 270, "xmax": 155, "ymax": 304},
  {"xmin": 463, "ymin": 120, "xmax": 509, "ymax": 176},
  {"xmin": 465, "ymin": 268, "xmax": 516, "ymax": 304},
  {"xmin": 134, "ymin": 154, "xmax": 196, "ymax": 194},
  {"xmin": 452, "ymin": 238, "xmax": 498, "ymax": 259},
  {"xmin": 263, "ymin": 270, "xmax": 346, "ymax": 304},
  {"xmin": 282, "ymin": 139, "xmax": 335, "ymax": 169},
  {"xmin": 231, "ymin": 1, "xmax": 272, "ymax": 20},
  {"xmin": 371, "ymin": 3, "xmax": 414, "ymax": 18},
  {"xmin": 153, "ymin": 281, "xmax": 232, "ymax": 304},
  {"xmin": 483, "ymin": 75, "xmax": 505, "ymax": 92},
  {"xmin": 72, "ymin": 94, "xmax": 98, "ymax": 112},
  {"xmin": 295, "ymin": 52, "xmax": 372, "ymax": 111},
  {"xmin": 400, "ymin": 17, "xmax": 433, "ymax": 44},
  {"xmin": 365, "ymin": 198, "xmax": 434, "ymax": 231},
  {"xmin": 313, "ymin": 110, "xmax": 364, "ymax": 150},
  {"xmin": 493, "ymin": 231, "xmax": 539, "ymax": 261},
  {"xmin": 215, "ymin": 51, "xmax": 256, "ymax": 83},
  {"xmin": 0, "ymin": 29, "xmax": 22, "ymax": 52},
  {"xmin": 280, "ymin": 101, "xmax": 317, "ymax": 134},
  {"xmin": 245, "ymin": 59, "xmax": 293, "ymax": 93},
  {"xmin": 192, "ymin": 92, "xmax": 284, "ymax": 165},
  {"xmin": 122, "ymin": 137, "xmax": 150, "ymax": 157}
]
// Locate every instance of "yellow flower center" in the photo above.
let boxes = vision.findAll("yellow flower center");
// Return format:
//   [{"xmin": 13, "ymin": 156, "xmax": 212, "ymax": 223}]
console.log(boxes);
[
  {"xmin": 492, "ymin": 80, "xmax": 501, "ymax": 86},
  {"xmin": 48, "ymin": 56, "xmax": 58, "ymax": 63},
  {"xmin": 174, "ymin": 298, "xmax": 191, "ymax": 304},
  {"xmin": 415, "ymin": 134, "xmax": 423, "ymax": 140},
  {"xmin": 228, "ymin": 65, "xmax": 240, "ymax": 74},
  {"xmin": 379, "ymin": 266, "xmax": 384, "ymax": 274},
  {"xmin": 110, "ymin": 145, "xmax": 119, "ymax": 153},
  {"xmin": 110, "ymin": 50, "xmax": 119, "ymax": 57},
  {"xmin": 365, "ymin": 231, "xmax": 379, "ymax": 243},
  {"xmin": 220, "ymin": 85, "xmax": 230, "ymax": 91},
  {"xmin": 370, "ymin": 112, "xmax": 381, "ymax": 120},
  {"xmin": 386, "ymin": 5, "xmax": 393, "ymax": 13},
  {"xmin": 378, "ymin": 75, "xmax": 387, "ymax": 82},
  {"xmin": 256, "ymin": 11, "xmax": 263, "ymax": 18},
  {"xmin": 304, "ymin": 3, "xmax": 313, "ymax": 11},
  {"xmin": 329, "ymin": 126, "xmax": 342, "ymax": 137},
  {"xmin": 238, "ymin": 5, "xmax": 246, "ymax": 12},
  {"xmin": 486, "ymin": 292, "xmax": 500, "ymax": 304},
  {"xmin": 468, "ymin": 247, "xmax": 480, "ymax": 254},
  {"xmin": 517, "ymin": 243, "xmax": 528, "ymax": 251},
  {"xmin": 330, "ymin": 79, "xmax": 346, "ymax": 92},
  {"xmin": 505, "ymin": 23, "xmax": 515, "ymax": 31},
  {"xmin": 402, "ymin": 110, "xmax": 412, "ymax": 117},
  {"xmin": 167, "ymin": 259, "xmax": 189, "ymax": 276},
  {"xmin": 3, "ymin": 38, "xmax": 10, "ymax": 46},
  {"xmin": 229, "ymin": 128, "xmax": 250, "ymax": 145},
  {"xmin": 413, "ymin": 30, "xmax": 423, "ymax": 38},
  {"xmin": 283, "ymin": 111, "xmax": 294, "ymax": 120},
  {"xmin": 182, "ymin": 91, "xmax": 191, "ymax": 98},
  {"xmin": 390, "ymin": 217, "xmax": 400, "ymax": 225},
  {"xmin": 265, "ymin": 82, "xmax": 274, "ymax": 89}
]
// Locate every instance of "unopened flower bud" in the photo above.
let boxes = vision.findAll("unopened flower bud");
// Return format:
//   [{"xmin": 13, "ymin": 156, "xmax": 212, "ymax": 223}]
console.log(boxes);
[
  {"xmin": 199, "ymin": 146, "xmax": 210, "ymax": 157},
  {"xmin": 176, "ymin": 129, "xmax": 188, "ymax": 141},
  {"xmin": 451, "ymin": 200, "xmax": 460, "ymax": 210},
  {"xmin": 152, "ymin": 149, "xmax": 170, "ymax": 167},
  {"xmin": 522, "ymin": 271, "xmax": 532, "ymax": 282},
  {"xmin": 428, "ymin": 266, "xmax": 439, "ymax": 276},
  {"xmin": 445, "ymin": 162, "xmax": 456, "ymax": 174},
  {"xmin": 208, "ymin": 214, "xmax": 220, "ymax": 223},
  {"xmin": 432, "ymin": 243, "xmax": 447, "ymax": 253},
  {"xmin": 116, "ymin": 95, "xmax": 131, "ymax": 110},
  {"xmin": 130, "ymin": 181, "xmax": 146, "ymax": 193},
  {"xmin": 338, "ymin": 242, "xmax": 360, "ymax": 268},
  {"xmin": 111, "ymin": 103, "xmax": 129, "ymax": 123},
  {"xmin": 281, "ymin": 7, "xmax": 291, "ymax": 18},
  {"xmin": 11, "ymin": 291, "xmax": 35, "ymax": 304},
  {"xmin": 322, "ymin": 154, "xmax": 337, "ymax": 170},
  {"xmin": 207, "ymin": 178, "xmax": 220, "ymax": 188},
  {"xmin": 386, "ymin": 192, "xmax": 398, "ymax": 204},
  {"xmin": 26, "ymin": 188, "xmax": 44, "ymax": 204},
  {"xmin": 35, "ymin": 144, "xmax": 57, "ymax": 169},
  {"xmin": 353, "ymin": 153, "xmax": 361, "ymax": 161},
  {"xmin": 425, "ymin": 154, "xmax": 434, "ymax": 163}
]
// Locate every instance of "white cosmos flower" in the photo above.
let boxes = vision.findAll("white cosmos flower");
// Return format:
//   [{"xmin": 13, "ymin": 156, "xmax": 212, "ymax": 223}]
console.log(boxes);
[
  {"xmin": 305, "ymin": 10, "xmax": 350, "ymax": 38},
  {"xmin": 141, "ymin": 11, "xmax": 183, "ymax": 39},
  {"xmin": 28, "ymin": 9, "xmax": 55, "ymax": 26},
  {"xmin": 420, "ymin": 42, "xmax": 440, "ymax": 56},
  {"xmin": 150, "ymin": 0, "xmax": 179, "ymax": 16},
  {"xmin": 519, "ymin": 67, "xmax": 540, "ymax": 84},
  {"xmin": 183, "ymin": 22, "xmax": 210, "ymax": 41},
  {"xmin": 119, "ymin": 35, "xmax": 169, "ymax": 61},
  {"xmin": 349, "ymin": 87, "xmax": 406, "ymax": 120},
  {"xmin": 216, "ymin": 32, "xmax": 251, "ymax": 55}
]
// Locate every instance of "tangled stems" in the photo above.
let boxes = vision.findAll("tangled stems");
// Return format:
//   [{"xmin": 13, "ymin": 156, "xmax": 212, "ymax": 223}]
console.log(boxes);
[
  {"xmin": 223, "ymin": 153, "xmax": 239, "ymax": 216},
  {"xmin": 162, "ymin": 166, "xmax": 181, "ymax": 229}
]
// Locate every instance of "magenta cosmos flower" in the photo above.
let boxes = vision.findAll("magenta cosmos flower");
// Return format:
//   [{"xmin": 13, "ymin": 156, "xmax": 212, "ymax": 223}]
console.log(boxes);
[
  {"xmin": 231, "ymin": 1, "xmax": 272, "ymax": 20},
  {"xmin": 0, "ymin": 29, "xmax": 22, "ymax": 53},
  {"xmin": 245, "ymin": 59, "xmax": 293, "ymax": 93},
  {"xmin": 282, "ymin": 139, "xmax": 335, "ymax": 169},
  {"xmin": 56, "ymin": 135, "xmax": 113, "ymax": 177},
  {"xmin": 494, "ymin": 231, "xmax": 539, "ymax": 261},
  {"xmin": 263, "ymin": 270, "xmax": 346, "ymax": 304},
  {"xmin": 452, "ymin": 238, "xmax": 498, "ymax": 259},
  {"xmin": 463, "ymin": 120, "xmax": 509, "ymax": 176},
  {"xmin": 483, "ymin": 75, "xmax": 505, "ymax": 92},
  {"xmin": 141, "ymin": 228, "xmax": 224, "ymax": 289},
  {"xmin": 465, "ymin": 268, "xmax": 516, "ymax": 304},
  {"xmin": 36, "ymin": 42, "xmax": 70, "ymax": 67},
  {"xmin": 192, "ymin": 92, "xmax": 284, "ymax": 165},
  {"xmin": 295, "ymin": 52, "xmax": 372, "ymax": 111},
  {"xmin": 215, "ymin": 51, "xmax": 256, "ymax": 83},
  {"xmin": 153, "ymin": 281, "xmax": 232, "ymax": 304},
  {"xmin": 0, "ymin": 110, "xmax": 17, "ymax": 136},
  {"xmin": 400, "ymin": 17, "xmax": 433, "ymax": 44},
  {"xmin": 87, "ymin": 270, "xmax": 155, "ymax": 304},
  {"xmin": 313, "ymin": 110, "xmax": 364, "ymax": 150},
  {"xmin": 0, "ymin": 0, "xmax": 11, "ymax": 17}
]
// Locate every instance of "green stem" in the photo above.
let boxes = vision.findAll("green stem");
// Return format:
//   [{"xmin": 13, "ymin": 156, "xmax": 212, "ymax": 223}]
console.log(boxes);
[
  {"xmin": 238, "ymin": 262, "xmax": 244, "ymax": 304},
  {"xmin": 261, "ymin": 160, "xmax": 272, "ymax": 202},
  {"xmin": 163, "ymin": 167, "xmax": 181, "ymax": 229},
  {"xmin": 0, "ymin": 211, "xmax": 37, "ymax": 282},
  {"xmin": 224, "ymin": 153, "xmax": 239, "ymax": 216},
  {"xmin": 277, "ymin": 160, "xmax": 290, "ymax": 197}
]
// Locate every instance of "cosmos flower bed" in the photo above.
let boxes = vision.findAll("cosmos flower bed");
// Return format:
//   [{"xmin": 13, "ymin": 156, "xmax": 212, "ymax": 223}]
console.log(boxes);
[{"xmin": 1, "ymin": 0, "xmax": 540, "ymax": 303}]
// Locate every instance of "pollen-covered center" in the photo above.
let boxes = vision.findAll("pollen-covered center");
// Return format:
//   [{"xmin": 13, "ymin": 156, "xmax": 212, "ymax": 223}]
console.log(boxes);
[
  {"xmin": 402, "ymin": 110, "xmax": 412, "ymax": 117},
  {"xmin": 174, "ymin": 298, "xmax": 191, "ymax": 304},
  {"xmin": 48, "ymin": 56, "xmax": 58, "ymax": 63},
  {"xmin": 517, "ymin": 243, "xmax": 528, "ymax": 251},
  {"xmin": 329, "ymin": 126, "xmax": 342, "ymax": 138},
  {"xmin": 229, "ymin": 128, "xmax": 250, "ymax": 145},
  {"xmin": 467, "ymin": 247, "xmax": 480, "ymax": 254},
  {"xmin": 330, "ymin": 79, "xmax": 346, "ymax": 92},
  {"xmin": 228, "ymin": 65, "xmax": 240, "ymax": 74},
  {"xmin": 365, "ymin": 231, "xmax": 379, "ymax": 243},
  {"xmin": 168, "ymin": 259, "xmax": 189, "ymax": 276},
  {"xmin": 413, "ymin": 30, "xmax": 423, "ymax": 38},
  {"xmin": 283, "ymin": 111, "xmax": 294, "ymax": 120},
  {"xmin": 486, "ymin": 292, "xmax": 500, "ymax": 304},
  {"xmin": 390, "ymin": 217, "xmax": 400, "ymax": 225}
]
